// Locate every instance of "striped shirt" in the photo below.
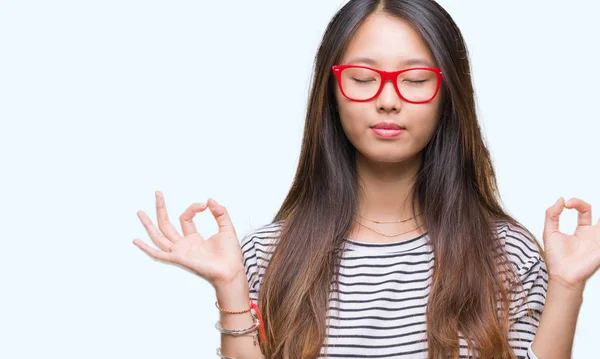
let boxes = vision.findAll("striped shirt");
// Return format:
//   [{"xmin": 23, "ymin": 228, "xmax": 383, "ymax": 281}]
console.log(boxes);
[{"xmin": 241, "ymin": 221, "xmax": 547, "ymax": 359}]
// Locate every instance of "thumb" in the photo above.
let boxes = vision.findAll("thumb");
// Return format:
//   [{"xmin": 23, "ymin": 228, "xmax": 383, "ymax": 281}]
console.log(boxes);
[
  {"xmin": 207, "ymin": 198, "xmax": 236, "ymax": 236},
  {"xmin": 543, "ymin": 197, "xmax": 565, "ymax": 244}
]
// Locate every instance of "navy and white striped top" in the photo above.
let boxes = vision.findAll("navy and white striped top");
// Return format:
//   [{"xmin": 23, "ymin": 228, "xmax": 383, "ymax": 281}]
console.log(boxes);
[{"xmin": 241, "ymin": 220, "xmax": 547, "ymax": 359}]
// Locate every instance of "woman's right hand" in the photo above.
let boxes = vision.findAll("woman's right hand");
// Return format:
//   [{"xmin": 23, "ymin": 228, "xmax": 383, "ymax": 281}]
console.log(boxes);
[{"xmin": 133, "ymin": 191, "xmax": 246, "ymax": 289}]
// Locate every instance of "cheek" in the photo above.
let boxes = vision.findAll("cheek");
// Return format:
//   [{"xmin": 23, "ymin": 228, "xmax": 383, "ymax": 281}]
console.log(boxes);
[
  {"xmin": 337, "ymin": 103, "xmax": 369, "ymax": 143},
  {"xmin": 335, "ymin": 89, "xmax": 371, "ymax": 138},
  {"xmin": 409, "ymin": 119, "xmax": 438, "ymax": 154}
]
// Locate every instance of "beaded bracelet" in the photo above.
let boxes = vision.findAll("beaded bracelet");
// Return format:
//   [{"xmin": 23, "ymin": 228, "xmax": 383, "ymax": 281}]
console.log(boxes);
[{"xmin": 215, "ymin": 299, "xmax": 252, "ymax": 314}]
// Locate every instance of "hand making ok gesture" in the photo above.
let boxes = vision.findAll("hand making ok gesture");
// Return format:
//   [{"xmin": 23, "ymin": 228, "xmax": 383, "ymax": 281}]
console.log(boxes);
[
  {"xmin": 542, "ymin": 197, "xmax": 600, "ymax": 291},
  {"xmin": 133, "ymin": 191, "xmax": 246, "ymax": 289}
]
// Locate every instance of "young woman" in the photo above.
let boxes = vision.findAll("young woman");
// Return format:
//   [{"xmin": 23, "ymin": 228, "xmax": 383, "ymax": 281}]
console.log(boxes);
[{"xmin": 133, "ymin": 1, "xmax": 600, "ymax": 358}]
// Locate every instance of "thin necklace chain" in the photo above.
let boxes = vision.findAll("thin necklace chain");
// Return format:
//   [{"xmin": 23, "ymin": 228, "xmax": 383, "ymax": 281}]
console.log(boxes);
[
  {"xmin": 358, "ymin": 212, "xmax": 422, "ymax": 224},
  {"xmin": 353, "ymin": 218, "xmax": 423, "ymax": 238}
]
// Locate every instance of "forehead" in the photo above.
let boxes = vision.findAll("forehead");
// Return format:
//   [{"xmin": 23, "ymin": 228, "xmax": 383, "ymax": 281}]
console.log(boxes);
[{"xmin": 340, "ymin": 12, "xmax": 437, "ymax": 69}]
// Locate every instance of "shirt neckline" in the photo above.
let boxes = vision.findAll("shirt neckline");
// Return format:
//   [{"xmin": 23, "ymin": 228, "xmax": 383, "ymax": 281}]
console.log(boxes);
[{"xmin": 342, "ymin": 231, "xmax": 429, "ymax": 253}]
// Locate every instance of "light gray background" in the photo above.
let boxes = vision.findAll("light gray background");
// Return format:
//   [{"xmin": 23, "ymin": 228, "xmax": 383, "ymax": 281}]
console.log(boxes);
[{"xmin": 1, "ymin": 0, "xmax": 598, "ymax": 358}]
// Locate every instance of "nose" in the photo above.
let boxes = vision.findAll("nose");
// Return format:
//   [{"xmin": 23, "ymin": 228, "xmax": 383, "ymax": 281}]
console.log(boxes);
[{"xmin": 375, "ymin": 80, "xmax": 402, "ymax": 113}]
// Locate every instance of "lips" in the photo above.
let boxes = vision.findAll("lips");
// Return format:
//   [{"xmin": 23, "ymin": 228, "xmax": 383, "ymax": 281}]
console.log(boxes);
[{"xmin": 371, "ymin": 122, "xmax": 405, "ymax": 130}]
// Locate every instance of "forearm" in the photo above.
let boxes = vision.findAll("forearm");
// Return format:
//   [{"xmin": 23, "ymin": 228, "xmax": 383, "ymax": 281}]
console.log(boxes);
[
  {"xmin": 215, "ymin": 274, "xmax": 265, "ymax": 359},
  {"xmin": 531, "ymin": 277, "xmax": 584, "ymax": 359}
]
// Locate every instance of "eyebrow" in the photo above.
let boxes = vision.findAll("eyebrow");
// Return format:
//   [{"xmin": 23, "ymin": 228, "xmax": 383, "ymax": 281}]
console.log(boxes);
[{"xmin": 345, "ymin": 56, "xmax": 435, "ymax": 68}]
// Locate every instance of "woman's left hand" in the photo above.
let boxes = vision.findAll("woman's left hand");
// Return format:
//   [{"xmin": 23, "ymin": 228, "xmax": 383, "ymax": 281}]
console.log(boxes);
[{"xmin": 543, "ymin": 197, "xmax": 600, "ymax": 292}]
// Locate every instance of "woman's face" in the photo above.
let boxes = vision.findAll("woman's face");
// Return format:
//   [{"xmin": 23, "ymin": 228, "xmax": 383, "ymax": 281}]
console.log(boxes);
[{"xmin": 334, "ymin": 12, "xmax": 444, "ymax": 163}]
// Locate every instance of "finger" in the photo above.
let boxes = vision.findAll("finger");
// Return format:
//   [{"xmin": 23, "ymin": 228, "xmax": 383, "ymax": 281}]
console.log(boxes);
[
  {"xmin": 137, "ymin": 210, "xmax": 172, "ymax": 252},
  {"xmin": 564, "ymin": 197, "xmax": 593, "ymax": 227},
  {"xmin": 179, "ymin": 202, "xmax": 208, "ymax": 236},
  {"xmin": 207, "ymin": 198, "xmax": 236, "ymax": 235},
  {"xmin": 543, "ymin": 197, "xmax": 565, "ymax": 244},
  {"xmin": 132, "ymin": 239, "xmax": 173, "ymax": 263},
  {"xmin": 155, "ymin": 191, "xmax": 183, "ymax": 241}
]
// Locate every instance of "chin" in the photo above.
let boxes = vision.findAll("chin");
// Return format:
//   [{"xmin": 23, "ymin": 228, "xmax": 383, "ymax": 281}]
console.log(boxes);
[{"xmin": 362, "ymin": 151, "xmax": 412, "ymax": 164}]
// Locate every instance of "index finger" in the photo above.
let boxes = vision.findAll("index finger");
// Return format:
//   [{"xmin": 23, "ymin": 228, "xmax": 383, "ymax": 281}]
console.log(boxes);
[
  {"xmin": 206, "ymin": 198, "xmax": 236, "ymax": 236},
  {"xmin": 179, "ymin": 202, "xmax": 208, "ymax": 236},
  {"xmin": 565, "ymin": 197, "xmax": 593, "ymax": 227}
]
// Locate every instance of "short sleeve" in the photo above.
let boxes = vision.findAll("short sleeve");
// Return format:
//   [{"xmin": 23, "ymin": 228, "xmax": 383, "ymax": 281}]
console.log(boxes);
[
  {"xmin": 500, "ymin": 222, "xmax": 549, "ymax": 359},
  {"xmin": 509, "ymin": 256, "xmax": 547, "ymax": 358},
  {"xmin": 239, "ymin": 222, "xmax": 281, "ymax": 303},
  {"xmin": 240, "ymin": 232, "xmax": 261, "ymax": 303}
]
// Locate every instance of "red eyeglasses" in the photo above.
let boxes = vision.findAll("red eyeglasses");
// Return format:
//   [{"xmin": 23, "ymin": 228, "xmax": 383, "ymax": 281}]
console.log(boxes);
[{"xmin": 332, "ymin": 65, "xmax": 443, "ymax": 104}]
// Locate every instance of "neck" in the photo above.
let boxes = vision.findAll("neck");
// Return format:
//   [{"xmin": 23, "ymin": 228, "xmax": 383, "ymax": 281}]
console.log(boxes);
[{"xmin": 355, "ymin": 151, "xmax": 422, "ymax": 221}]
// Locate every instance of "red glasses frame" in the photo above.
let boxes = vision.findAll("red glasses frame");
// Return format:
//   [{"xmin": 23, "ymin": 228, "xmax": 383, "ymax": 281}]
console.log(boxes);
[{"xmin": 331, "ymin": 65, "xmax": 443, "ymax": 104}]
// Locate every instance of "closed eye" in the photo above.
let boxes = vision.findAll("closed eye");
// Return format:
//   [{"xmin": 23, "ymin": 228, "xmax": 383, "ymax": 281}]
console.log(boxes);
[{"xmin": 352, "ymin": 78, "xmax": 376, "ymax": 84}]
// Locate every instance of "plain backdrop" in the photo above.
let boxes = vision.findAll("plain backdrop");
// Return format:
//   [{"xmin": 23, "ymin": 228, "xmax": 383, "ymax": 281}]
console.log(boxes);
[{"xmin": 1, "ymin": 0, "xmax": 599, "ymax": 358}]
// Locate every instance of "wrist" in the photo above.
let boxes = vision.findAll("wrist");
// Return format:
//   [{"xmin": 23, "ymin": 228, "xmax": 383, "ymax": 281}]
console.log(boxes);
[
  {"xmin": 214, "ymin": 273, "xmax": 251, "ymax": 311},
  {"xmin": 549, "ymin": 274, "xmax": 586, "ymax": 293},
  {"xmin": 548, "ymin": 275, "xmax": 586, "ymax": 301}
]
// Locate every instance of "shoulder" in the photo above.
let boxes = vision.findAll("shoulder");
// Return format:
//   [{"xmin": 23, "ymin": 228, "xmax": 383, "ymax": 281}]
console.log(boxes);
[{"xmin": 240, "ymin": 220, "xmax": 283, "ymax": 257}]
